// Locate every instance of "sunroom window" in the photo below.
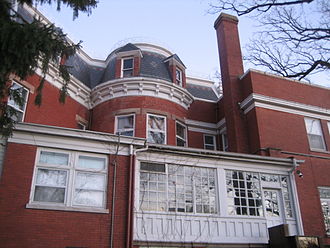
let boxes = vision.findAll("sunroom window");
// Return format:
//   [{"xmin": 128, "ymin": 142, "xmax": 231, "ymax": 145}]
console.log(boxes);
[
  {"xmin": 319, "ymin": 187, "xmax": 330, "ymax": 235},
  {"xmin": 115, "ymin": 114, "xmax": 135, "ymax": 136},
  {"xmin": 30, "ymin": 149, "xmax": 108, "ymax": 210},
  {"xmin": 147, "ymin": 114, "xmax": 166, "ymax": 144},
  {"xmin": 226, "ymin": 170, "xmax": 263, "ymax": 216},
  {"xmin": 304, "ymin": 118, "xmax": 326, "ymax": 150},
  {"xmin": 139, "ymin": 162, "xmax": 217, "ymax": 214}
]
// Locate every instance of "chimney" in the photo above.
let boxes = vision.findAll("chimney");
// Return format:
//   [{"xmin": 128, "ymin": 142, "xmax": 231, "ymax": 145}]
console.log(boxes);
[{"xmin": 214, "ymin": 13, "xmax": 249, "ymax": 153}]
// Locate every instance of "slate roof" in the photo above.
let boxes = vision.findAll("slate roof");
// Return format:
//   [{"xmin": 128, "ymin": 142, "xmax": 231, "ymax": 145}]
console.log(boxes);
[
  {"xmin": 165, "ymin": 54, "xmax": 186, "ymax": 68},
  {"xmin": 116, "ymin": 43, "xmax": 140, "ymax": 53},
  {"xmin": 65, "ymin": 43, "xmax": 218, "ymax": 101},
  {"xmin": 186, "ymin": 84, "xmax": 219, "ymax": 101}
]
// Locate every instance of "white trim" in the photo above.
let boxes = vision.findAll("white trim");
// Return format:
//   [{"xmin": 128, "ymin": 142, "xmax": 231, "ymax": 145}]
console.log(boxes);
[
  {"xmin": 328, "ymin": 122, "xmax": 330, "ymax": 135},
  {"xmin": 188, "ymin": 127, "xmax": 217, "ymax": 135},
  {"xmin": 185, "ymin": 119, "xmax": 217, "ymax": 129},
  {"xmin": 147, "ymin": 113, "xmax": 167, "ymax": 145},
  {"xmin": 9, "ymin": 123, "xmax": 145, "ymax": 155},
  {"xmin": 91, "ymin": 77, "xmax": 194, "ymax": 110},
  {"xmin": 240, "ymin": 93, "xmax": 330, "ymax": 120},
  {"xmin": 217, "ymin": 118, "xmax": 226, "ymax": 130}
]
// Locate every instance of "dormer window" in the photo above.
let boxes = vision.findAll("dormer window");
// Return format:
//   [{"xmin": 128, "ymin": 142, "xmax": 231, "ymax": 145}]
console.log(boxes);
[
  {"xmin": 122, "ymin": 57, "xmax": 134, "ymax": 77},
  {"xmin": 176, "ymin": 68, "xmax": 182, "ymax": 86}
]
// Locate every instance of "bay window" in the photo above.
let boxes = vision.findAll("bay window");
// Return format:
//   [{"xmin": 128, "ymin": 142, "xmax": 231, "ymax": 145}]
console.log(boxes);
[
  {"xmin": 139, "ymin": 162, "xmax": 217, "ymax": 214},
  {"xmin": 30, "ymin": 149, "xmax": 108, "ymax": 210},
  {"xmin": 147, "ymin": 114, "xmax": 166, "ymax": 144}
]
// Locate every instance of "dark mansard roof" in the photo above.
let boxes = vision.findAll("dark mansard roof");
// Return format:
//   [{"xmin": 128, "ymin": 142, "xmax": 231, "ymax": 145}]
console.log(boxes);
[{"xmin": 65, "ymin": 43, "xmax": 219, "ymax": 101}]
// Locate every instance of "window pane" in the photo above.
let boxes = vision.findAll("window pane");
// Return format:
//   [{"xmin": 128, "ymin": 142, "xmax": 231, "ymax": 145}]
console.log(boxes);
[
  {"xmin": 177, "ymin": 138, "xmax": 185, "ymax": 147},
  {"xmin": 123, "ymin": 58, "xmax": 133, "ymax": 69},
  {"xmin": 205, "ymin": 135, "xmax": 214, "ymax": 145},
  {"xmin": 77, "ymin": 156, "xmax": 106, "ymax": 170},
  {"xmin": 75, "ymin": 173, "xmax": 105, "ymax": 190},
  {"xmin": 34, "ymin": 186, "xmax": 65, "ymax": 203},
  {"xmin": 39, "ymin": 151, "xmax": 69, "ymax": 166},
  {"xmin": 176, "ymin": 123, "xmax": 185, "ymax": 139},
  {"xmin": 148, "ymin": 115, "xmax": 165, "ymax": 131},
  {"xmin": 8, "ymin": 82, "xmax": 28, "ymax": 111},
  {"xmin": 308, "ymin": 134, "xmax": 325, "ymax": 150},
  {"xmin": 36, "ymin": 169, "xmax": 67, "ymax": 187},
  {"xmin": 117, "ymin": 115, "xmax": 134, "ymax": 129},
  {"xmin": 140, "ymin": 162, "xmax": 165, "ymax": 173},
  {"xmin": 74, "ymin": 190, "xmax": 104, "ymax": 207},
  {"xmin": 148, "ymin": 131, "xmax": 165, "ymax": 144},
  {"xmin": 305, "ymin": 118, "xmax": 323, "ymax": 135}
]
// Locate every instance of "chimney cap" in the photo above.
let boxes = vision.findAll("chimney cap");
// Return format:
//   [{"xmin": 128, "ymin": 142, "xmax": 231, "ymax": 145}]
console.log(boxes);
[{"xmin": 214, "ymin": 13, "xmax": 239, "ymax": 29}]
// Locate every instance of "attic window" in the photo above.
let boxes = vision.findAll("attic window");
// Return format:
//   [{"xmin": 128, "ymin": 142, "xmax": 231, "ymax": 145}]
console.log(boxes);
[
  {"xmin": 176, "ymin": 68, "xmax": 182, "ymax": 86},
  {"xmin": 122, "ymin": 57, "xmax": 134, "ymax": 77}
]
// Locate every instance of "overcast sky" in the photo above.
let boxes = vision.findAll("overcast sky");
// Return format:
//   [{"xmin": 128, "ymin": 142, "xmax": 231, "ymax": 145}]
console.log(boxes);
[{"xmin": 36, "ymin": 0, "xmax": 329, "ymax": 87}]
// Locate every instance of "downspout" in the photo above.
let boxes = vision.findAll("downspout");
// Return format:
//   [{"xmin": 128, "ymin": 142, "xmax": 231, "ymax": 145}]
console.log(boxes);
[
  {"xmin": 126, "ymin": 142, "xmax": 149, "ymax": 248},
  {"xmin": 289, "ymin": 157, "xmax": 304, "ymax": 235},
  {"xmin": 110, "ymin": 136, "xmax": 120, "ymax": 248}
]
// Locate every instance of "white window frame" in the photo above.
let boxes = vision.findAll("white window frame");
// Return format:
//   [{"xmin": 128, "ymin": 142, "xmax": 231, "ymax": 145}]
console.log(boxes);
[
  {"xmin": 328, "ymin": 122, "xmax": 330, "ymax": 135},
  {"xmin": 121, "ymin": 57, "xmax": 134, "ymax": 78},
  {"xmin": 176, "ymin": 121, "xmax": 187, "ymax": 147},
  {"xmin": 319, "ymin": 187, "xmax": 330, "ymax": 235},
  {"xmin": 147, "ymin": 113, "xmax": 167, "ymax": 144},
  {"xmin": 176, "ymin": 68, "xmax": 183, "ymax": 86},
  {"xmin": 115, "ymin": 114, "xmax": 135, "ymax": 137},
  {"xmin": 304, "ymin": 117, "xmax": 326, "ymax": 151},
  {"xmin": 204, "ymin": 134, "xmax": 216, "ymax": 150},
  {"xmin": 27, "ymin": 148, "xmax": 108, "ymax": 213},
  {"xmin": 8, "ymin": 81, "xmax": 29, "ymax": 122},
  {"xmin": 221, "ymin": 131, "xmax": 228, "ymax": 151}
]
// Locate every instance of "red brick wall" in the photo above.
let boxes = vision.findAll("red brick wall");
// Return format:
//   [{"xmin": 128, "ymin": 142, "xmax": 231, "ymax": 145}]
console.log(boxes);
[
  {"xmin": 23, "ymin": 74, "xmax": 89, "ymax": 129},
  {"xmin": 247, "ymin": 70, "xmax": 330, "ymax": 109},
  {"xmin": 0, "ymin": 143, "xmax": 131, "ymax": 248},
  {"xmin": 188, "ymin": 100, "xmax": 217, "ymax": 123}
]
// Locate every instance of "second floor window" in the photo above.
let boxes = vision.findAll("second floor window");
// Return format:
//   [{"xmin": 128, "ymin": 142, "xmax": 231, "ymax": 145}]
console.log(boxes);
[
  {"xmin": 147, "ymin": 114, "xmax": 166, "ymax": 144},
  {"xmin": 122, "ymin": 57, "xmax": 134, "ymax": 77},
  {"xmin": 304, "ymin": 118, "xmax": 326, "ymax": 150},
  {"xmin": 176, "ymin": 122, "xmax": 187, "ymax": 147},
  {"xmin": 204, "ymin": 135, "xmax": 216, "ymax": 150},
  {"xmin": 8, "ymin": 81, "xmax": 29, "ymax": 122},
  {"xmin": 115, "ymin": 114, "xmax": 135, "ymax": 136}
]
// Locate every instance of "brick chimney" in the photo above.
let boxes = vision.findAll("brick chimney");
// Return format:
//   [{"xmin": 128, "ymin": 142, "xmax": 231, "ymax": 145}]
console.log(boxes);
[{"xmin": 214, "ymin": 13, "xmax": 249, "ymax": 153}]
